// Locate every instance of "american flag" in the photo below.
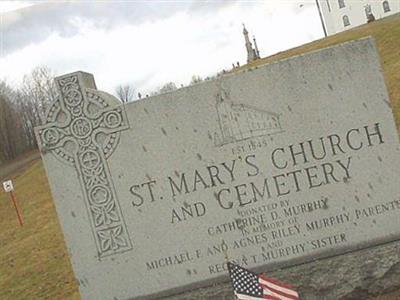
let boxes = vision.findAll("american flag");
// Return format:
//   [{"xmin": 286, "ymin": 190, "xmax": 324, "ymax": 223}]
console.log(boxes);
[{"xmin": 228, "ymin": 262, "xmax": 300, "ymax": 300}]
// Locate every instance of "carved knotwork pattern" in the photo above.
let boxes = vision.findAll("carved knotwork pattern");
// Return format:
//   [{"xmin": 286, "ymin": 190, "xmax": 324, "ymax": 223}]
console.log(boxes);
[{"xmin": 37, "ymin": 74, "xmax": 132, "ymax": 258}]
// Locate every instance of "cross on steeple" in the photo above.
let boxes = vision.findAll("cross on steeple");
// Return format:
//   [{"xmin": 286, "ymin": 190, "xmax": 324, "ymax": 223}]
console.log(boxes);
[{"xmin": 36, "ymin": 71, "xmax": 133, "ymax": 258}]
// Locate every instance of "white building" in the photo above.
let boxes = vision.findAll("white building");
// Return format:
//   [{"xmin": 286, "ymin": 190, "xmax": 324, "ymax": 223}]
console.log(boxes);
[{"xmin": 316, "ymin": 0, "xmax": 400, "ymax": 35}]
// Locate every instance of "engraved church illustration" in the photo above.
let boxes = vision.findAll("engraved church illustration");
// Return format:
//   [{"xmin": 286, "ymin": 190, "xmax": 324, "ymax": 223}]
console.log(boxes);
[{"xmin": 214, "ymin": 88, "xmax": 282, "ymax": 146}]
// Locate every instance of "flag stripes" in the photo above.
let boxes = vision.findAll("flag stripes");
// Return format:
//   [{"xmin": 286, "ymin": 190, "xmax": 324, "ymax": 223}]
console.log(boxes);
[
  {"xmin": 228, "ymin": 262, "xmax": 299, "ymax": 300},
  {"xmin": 259, "ymin": 275, "xmax": 299, "ymax": 300}
]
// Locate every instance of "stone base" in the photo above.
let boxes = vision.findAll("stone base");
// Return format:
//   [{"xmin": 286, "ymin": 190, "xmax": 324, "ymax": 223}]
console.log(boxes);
[{"xmin": 165, "ymin": 240, "xmax": 400, "ymax": 300}]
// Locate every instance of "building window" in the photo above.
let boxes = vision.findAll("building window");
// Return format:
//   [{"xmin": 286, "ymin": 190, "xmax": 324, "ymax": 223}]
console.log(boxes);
[
  {"xmin": 383, "ymin": 1, "xmax": 391, "ymax": 12},
  {"xmin": 343, "ymin": 15, "xmax": 350, "ymax": 26},
  {"xmin": 365, "ymin": 4, "xmax": 376, "ymax": 22},
  {"xmin": 365, "ymin": 4, "xmax": 372, "ymax": 18},
  {"xmin": 338, "ymin": 0, "xmax": 345, "ymax": 8}
]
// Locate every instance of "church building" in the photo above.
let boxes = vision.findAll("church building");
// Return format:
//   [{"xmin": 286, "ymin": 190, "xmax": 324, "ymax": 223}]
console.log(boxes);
[
  {"xmin": 214, "ymin": 88, "xmax": 282, "ymax": 146},
  {"xmin": 316, "ymin": 0, "xmax": 399, "ymax": 35}
]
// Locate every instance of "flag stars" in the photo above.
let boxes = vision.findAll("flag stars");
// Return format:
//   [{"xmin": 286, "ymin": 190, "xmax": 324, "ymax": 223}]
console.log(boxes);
[
  {"xmin": 228, "ymin": 263, "xmax": 263, "ymax": 297},
  {"xmin": 228, "ymin": 262, "xmax": 300, "ymax": 300}
]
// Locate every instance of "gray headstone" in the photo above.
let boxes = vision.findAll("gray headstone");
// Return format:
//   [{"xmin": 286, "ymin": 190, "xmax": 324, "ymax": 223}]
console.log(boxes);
[{"xmin": 35, "ymin": 37, "xmax": 400, "ymax": 300}]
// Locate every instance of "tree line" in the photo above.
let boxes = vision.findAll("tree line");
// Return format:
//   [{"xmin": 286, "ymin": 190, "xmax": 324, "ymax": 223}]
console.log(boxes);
[
  {"xmin": 0, "ymin": 67, "xmax": 57, "ymax": 163},
  {"xmin": 0, "ymin": 66, "xmax": 209, "ymax": 164}
]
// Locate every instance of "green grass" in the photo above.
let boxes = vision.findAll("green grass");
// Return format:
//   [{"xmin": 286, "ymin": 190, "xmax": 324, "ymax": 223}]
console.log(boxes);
[
  {"xmin": 0, "ymin": 162, "xmax": 79, "ymax": 300},
  {"xmin": 0, "ymin": 14, "xmax": 399, "ymax": 300}
]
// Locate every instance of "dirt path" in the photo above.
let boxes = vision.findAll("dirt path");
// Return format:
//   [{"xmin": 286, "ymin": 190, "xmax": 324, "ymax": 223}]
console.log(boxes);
[{"xmin": 0, "ymin": 150, "xmax": 41, "ymax": 181}]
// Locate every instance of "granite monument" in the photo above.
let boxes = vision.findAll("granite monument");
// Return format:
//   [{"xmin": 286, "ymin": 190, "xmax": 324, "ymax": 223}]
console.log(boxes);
[{"xmin": 36, "ymin": 37, "xmax": 400, "ymax": 300}]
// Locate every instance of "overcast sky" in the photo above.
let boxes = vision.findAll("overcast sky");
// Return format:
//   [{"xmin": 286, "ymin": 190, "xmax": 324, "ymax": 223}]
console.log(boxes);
[{"xmin": 1, "ymin": 0, "xmax": 324, "ymax": 95}]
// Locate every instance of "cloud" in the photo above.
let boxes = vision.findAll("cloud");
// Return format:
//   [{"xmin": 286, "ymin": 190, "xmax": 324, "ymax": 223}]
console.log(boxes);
[
  {"xmin": 1, "ymin": 1, "xmax": 323, "ymax": 95},
  {"xmin": 2, "ymin": 0, "xmax": 237, "ymax": 55},
  {"xmin": 0, "ymin": 1, "xmax": 35, "ymax": 13}
]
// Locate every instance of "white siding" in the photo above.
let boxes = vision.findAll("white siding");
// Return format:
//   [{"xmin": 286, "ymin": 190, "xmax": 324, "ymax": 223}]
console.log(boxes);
[{"xmin": 318, "ymin": 0, "xmax": 400, "ymax": 35}]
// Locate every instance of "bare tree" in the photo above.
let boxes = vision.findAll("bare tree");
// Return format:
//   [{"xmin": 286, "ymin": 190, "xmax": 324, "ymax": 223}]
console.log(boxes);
[
  {"xmin": 0, "ymin": 66, "xmax": 59, "ymax": 162},
  {"xmin": 0, "ymin": 91, "xmax": 15, "ymax": 160},
  {"xmin": 0, "ymin": 83, "xmax": 28, "ymax": 161},
  {"xmin": 190, "ymin": 75, "xmax": 203, "ymax": 85},
  {"xmin": 21, "ymin": 66, "xmax": 57, "ymax": 124},
  {"xmin": 115, "ymin": 84, "xmax": 136, "ymax": 103},
  {"xmin": 159, "ymin": 82, "xmax": 177, "ymax": 94}
]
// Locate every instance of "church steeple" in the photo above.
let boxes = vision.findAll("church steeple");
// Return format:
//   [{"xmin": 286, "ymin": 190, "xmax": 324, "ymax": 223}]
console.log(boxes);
[
  {"xmin": 243, "ymin": 23, "xmax": 256, "ymax": 63},
  {"xmin": 242, "ymin": 23, "xmax": 248, "ymax": 35},
  {"xmin": 242, "ymin": 24, "xmax": 260, "ymax": 63}
]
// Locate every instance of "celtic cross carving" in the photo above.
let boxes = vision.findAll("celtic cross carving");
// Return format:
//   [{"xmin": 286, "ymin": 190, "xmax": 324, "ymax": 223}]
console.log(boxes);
[{"xmin": 36, "ymin": 72, "xmax": 132, "ymax": 258}]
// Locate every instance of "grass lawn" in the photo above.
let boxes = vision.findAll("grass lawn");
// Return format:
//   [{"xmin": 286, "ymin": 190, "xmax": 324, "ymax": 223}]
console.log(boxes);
[
  {"xmin": 0, "ymin": 161, "xmax": 80, "ymax": 299},
  {"xmin": 0, "ymin": 13, "xmax": 399, "ymax": 300}
]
